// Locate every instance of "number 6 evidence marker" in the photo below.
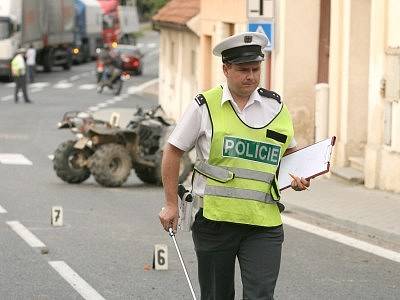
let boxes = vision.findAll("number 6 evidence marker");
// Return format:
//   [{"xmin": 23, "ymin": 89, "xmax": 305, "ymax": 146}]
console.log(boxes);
[
  {"xmin": 51, "ymin": 206, "xmax": 63, "ymax": 227},
  {"xmin": 154, "ymin": 244, "xmax": 168, "ymax": 270}
]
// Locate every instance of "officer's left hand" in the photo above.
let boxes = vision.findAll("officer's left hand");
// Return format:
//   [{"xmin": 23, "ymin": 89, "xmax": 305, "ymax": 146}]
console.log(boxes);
[{"xmin": 289, "ymin": 173, "xmax": 310, "ymax": 191}]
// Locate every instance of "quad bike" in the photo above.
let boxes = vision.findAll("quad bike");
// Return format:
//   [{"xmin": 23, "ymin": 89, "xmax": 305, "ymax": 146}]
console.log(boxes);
[{"xmin": 53, "ymin": 107, "xmax": 193, "ymax": 187}]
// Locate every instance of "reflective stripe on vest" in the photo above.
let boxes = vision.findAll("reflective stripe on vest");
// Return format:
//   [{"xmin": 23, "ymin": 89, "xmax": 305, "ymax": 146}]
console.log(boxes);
[
  {"xmin": 194, "ymin": 160, "xmax": 275, "ymax": 183},
  {"xmin": 204, "ymin": 185, "xmax": 276, "ymax": 204}
]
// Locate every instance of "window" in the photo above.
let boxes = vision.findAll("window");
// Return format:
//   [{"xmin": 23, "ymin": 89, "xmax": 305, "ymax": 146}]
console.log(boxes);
[
  {"xmin": 228, "ymin": 23, "xmax": 235, "ymax": 36},
  {"xmin": 0, "ymin": 20, "xmax": 12, "ymax": 40}
]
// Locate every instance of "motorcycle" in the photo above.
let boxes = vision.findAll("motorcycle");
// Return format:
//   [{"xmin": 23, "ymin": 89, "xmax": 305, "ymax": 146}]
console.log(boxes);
[
  {"xmin": 53, "ymin": 107, "xmax": 193, "ymax": 187},
  {"xmin": 96, "ymin": 62, "xmax": 130, "ymax": 96}
]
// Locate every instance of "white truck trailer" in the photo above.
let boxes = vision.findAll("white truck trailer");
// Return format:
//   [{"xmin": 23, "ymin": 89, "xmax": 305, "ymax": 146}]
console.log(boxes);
[
  {"xmin": 118, "ymin": 5, "xmax": 139, "ymax": 45},
  {"xmin": 0, "ymin": 0, "xmax": 75, "ymax": 78}
]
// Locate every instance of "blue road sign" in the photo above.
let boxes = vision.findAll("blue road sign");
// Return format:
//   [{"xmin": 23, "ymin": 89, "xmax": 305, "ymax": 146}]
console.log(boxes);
[{"xmin": 248, "ymin": 21, "xmax": 274, "ymax": 51}]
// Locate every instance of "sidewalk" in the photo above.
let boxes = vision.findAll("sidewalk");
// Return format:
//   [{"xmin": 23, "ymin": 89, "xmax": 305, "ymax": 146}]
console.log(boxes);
[{"xmin": 282, "ymin": 175, "xmax": 400, "ymax": 247}]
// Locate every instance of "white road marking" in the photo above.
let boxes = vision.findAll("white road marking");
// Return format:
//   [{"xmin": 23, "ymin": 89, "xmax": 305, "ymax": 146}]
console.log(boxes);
[
  {"xmin": 88, "ymin": 106, "xmax": 99, "ymax": 112},
  {"xmin": 48, "ymin": 154, "xmax": 54, "ymax": 160},
  {"xmin": 69, "ymin": 75, "xmax": 80, "ymax": 81},
  {"xmin": 6, "ymin": 82, "xmax": 15, "ymax": 87},
  {"xmin": 30, "ymin": 87, "xmax": 43, "ymax": 93},
  {"xmin": 0, "ymin": 153, "xmax": 32, "ymax": 165},
  {"xmin": 113, "ymin": 96, "xmax": 124, "ymax": 102},
  {"xmin": 127, "ymin": 78, "xmax": 159, "ymax": 95},
  {"xmin": 127, "ymin": 86, "xmax": 139, "ymax": 94},
  {"xmin": 7, "ymin": 221, "xmax": 46, "ymax": 248},
  {"xmin": 79, "ymin": 84, "xmax": 97, "ymax": 90},
  {"xmin": 0, "ymin": 133, "xmax": 29, "ymax": 140},
  {"xmin": 54, "ymin": 82, "xmax": 74, "ymax": 89},
  {"xmin": 49, "ymin": 261, "xmax": 106, "ymax": 300},
  {"xmin": 106, "ymin": 99, "xmax": 115, "ymax": 104},
  {"xmin": 80, "ymin": 72, "xmax": 90, "ymax": 77},
  {"xmin": 282, "ymin": 215, "xmax": 400, "ymax": 263},
  {"xmin": 85, "ymin": 79, "xmax": 158, "ymax": 111},
  {"xmin": 147, "ymin": 43, "xmax": 156, "ymax": 48},
  {"xmin": 0, "ymin": 204, "xmax": 7, "ymax": 213},
  {"xmin": 136, "ymin": 42, "xmax": 144, "ymax": 47},
  {"xmin": 1, "ymin": 95, "xmax": 13, "ymax": 102},
  {"xmin": 30, "ymin": 82, "xmax": 50, "ymax": 88}
]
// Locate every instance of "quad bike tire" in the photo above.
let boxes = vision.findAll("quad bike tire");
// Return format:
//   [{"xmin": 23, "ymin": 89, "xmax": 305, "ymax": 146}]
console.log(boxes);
[
  {"xmin": 89, "ymin": 143, "xmax": 132, "ymax": 187},
  {"xmin": 135, "ymin": 152, "xmax": 192, "ymax": 185},
  {"xmin": 53, "ymin": 140, "xmax": 92, "ymax": 184}
]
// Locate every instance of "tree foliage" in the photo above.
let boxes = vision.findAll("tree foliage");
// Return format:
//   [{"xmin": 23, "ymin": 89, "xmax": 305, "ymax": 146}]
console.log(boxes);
[{"xmin": 137, "ymin": 0, "xmax": 169, "ymax": 21}]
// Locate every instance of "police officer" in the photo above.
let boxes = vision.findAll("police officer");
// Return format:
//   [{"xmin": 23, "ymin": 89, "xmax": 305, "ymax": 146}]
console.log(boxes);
[
  {"xmin": 11, "ymin": 48, "xmax": 32, "ymax": 104},
  {"xmin": 159, "ymin": 32, "xmax": 310, "ymax": 300}
]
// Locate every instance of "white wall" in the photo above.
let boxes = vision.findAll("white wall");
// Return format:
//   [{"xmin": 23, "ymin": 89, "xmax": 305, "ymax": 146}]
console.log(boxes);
[
  {"xmin": 158, "ymin": 27, "xmax": 199, "ymax": 120},
  {"xmin": 272, "ymin": 0, "xmax": 320, "ymax": 146}
]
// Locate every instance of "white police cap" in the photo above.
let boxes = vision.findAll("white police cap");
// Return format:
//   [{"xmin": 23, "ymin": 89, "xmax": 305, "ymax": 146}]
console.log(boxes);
[{"xmin": 213, "ymin": 32, "xmax": 267, "ymax": 64}]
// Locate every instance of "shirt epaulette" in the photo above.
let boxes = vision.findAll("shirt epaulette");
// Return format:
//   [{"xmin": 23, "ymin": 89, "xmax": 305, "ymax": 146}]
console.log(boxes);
[
  {"xmin": 257, "ymin": 88, "xmax": 281, "ymax": 103},
  {"xmin": 195, "ymin": 94, "xmax": 206, "ymax": 106}
]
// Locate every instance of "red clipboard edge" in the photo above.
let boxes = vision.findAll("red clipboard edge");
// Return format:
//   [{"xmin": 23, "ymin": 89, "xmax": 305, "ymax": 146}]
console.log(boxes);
[{"xmin": 278, "ymin": 136, "xmax": 336, "ymax": 191}]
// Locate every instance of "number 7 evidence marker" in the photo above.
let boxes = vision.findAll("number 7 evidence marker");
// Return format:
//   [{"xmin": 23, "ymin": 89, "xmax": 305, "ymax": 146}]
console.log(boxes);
[{"xmin": 51, "ymin": 206, "xmax": 63, "ymax": 227}]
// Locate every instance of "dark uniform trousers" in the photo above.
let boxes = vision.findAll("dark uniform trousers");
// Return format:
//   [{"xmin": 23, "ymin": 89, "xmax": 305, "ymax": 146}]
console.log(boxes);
[
  {"xmin": 14, "ymin": 75, "xmax": 30, "ymax": 103},
  {"xmin": 192, "ymin": 209, "xmax": 284, "ymax": 300}
]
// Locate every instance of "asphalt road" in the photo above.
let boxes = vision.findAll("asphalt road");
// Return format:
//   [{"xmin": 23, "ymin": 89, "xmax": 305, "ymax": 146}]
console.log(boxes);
[{"xmin": 0, "ymin": 30, "xmax": 399, "ymax": 299}]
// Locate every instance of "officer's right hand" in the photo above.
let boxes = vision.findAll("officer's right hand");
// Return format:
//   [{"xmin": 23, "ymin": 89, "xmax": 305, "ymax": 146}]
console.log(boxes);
[{"xmin": 159, "ymin": 204, "xmax": 179, "ymax": 233}]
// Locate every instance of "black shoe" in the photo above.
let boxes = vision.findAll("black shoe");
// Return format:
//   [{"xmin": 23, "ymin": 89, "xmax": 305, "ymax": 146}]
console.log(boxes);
[
  {"xmin": 14, "ymin": 99, "xmax": 18, "ymax": 103},
  {"xmin": 25, "ymin": 100, "xmax": 32, "ymax": 103}
]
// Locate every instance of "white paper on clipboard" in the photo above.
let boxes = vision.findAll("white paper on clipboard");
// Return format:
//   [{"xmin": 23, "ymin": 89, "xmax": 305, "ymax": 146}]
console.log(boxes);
[{"xmin": 278, "ymin": 136, "xmax": 336, "ymax": 191}]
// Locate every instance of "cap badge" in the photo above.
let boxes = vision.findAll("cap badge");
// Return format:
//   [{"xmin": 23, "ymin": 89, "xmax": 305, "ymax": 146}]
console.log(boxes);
[{"xmin": 244, "ymin": 35, "xmax": 252, "ymax": 43}]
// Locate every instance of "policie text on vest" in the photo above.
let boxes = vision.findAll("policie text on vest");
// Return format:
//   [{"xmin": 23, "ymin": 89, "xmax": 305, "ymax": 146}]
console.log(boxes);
[{"xmin": 223, "ymin": 136, "xmax": 281, "ymax": 165}]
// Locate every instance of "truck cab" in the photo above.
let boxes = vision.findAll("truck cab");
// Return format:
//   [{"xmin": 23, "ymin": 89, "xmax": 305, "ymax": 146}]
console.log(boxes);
[{"xmin": 0, "ymin": 14, "xmax": 20, "ymax": 78}]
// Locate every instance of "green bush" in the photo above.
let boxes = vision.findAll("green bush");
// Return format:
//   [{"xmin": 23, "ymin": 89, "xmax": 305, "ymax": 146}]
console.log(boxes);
[{"xmin": 137, "ymin": 0, "xmax": 169, "ymax": 21}]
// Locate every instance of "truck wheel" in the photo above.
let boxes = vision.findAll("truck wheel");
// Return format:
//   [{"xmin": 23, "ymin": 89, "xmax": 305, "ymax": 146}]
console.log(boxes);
[
  {"xmin": 43, "ymin": 50, "xmax": 54, "ymax": 72},
  {"xmin": 135, "ymin": 152, "xmax": 192, "ymax": 185},
  {"xmin": 63, "ymin": 53, "xmax": 72, "ymax": 70},
  {"xmin": 89, "ymin": 144, "xmax": 132, "ymax": 187},
  {"xmin": 53, "ymin": 140, "xmax": 92, "ymax": 184}
]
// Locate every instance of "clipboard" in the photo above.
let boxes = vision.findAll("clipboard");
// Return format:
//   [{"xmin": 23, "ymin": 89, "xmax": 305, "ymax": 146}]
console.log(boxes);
[{"xmin": 278, "ymin": 136, "xmax": 336, "ymax": 191}]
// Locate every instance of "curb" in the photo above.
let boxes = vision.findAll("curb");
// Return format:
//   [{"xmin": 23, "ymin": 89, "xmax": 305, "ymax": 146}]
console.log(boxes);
[{"xmin": 283, "ymin": 202, "xmax": 400, "ymax": 249}]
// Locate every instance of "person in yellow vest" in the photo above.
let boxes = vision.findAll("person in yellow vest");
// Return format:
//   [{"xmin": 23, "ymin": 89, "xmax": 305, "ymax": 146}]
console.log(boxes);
[
  {"xmin": 11, "ymin": 48, "xmax": 32, "ymax": 103},
  {"xmin": 159, "ymin": 32, "xmax": 310, "ymax": 300}
]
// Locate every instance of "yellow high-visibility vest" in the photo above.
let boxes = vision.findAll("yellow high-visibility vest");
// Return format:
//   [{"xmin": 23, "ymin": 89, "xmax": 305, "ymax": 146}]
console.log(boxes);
[
  {"xmin": 198, "ymin": 85, "xmax": 294, "ymax": 227},
  {"xmin": 11, "ymin": 54, "xmax": 26, "ymax": 77}
]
